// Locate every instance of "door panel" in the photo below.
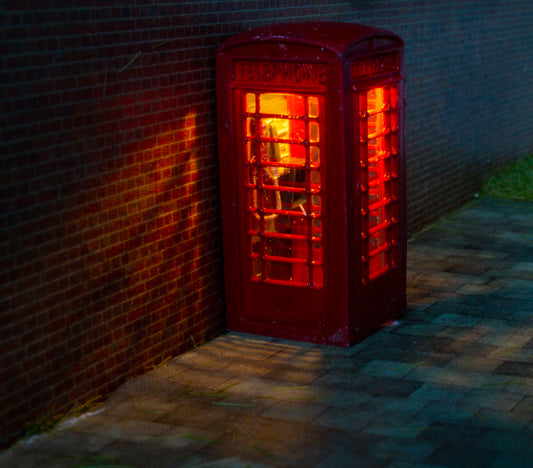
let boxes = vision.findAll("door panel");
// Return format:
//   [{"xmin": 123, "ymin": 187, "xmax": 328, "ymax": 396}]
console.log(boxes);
[{"xmin": 237, "ymin": 90, "xmax": 328, "ymax": 329}]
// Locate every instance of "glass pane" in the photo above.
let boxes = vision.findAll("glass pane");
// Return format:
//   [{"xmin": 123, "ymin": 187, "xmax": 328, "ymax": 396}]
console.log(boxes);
[
  {"xmin": 246, "ymin": 117, "xmax": 256, "ymax": 137},
  {"xmin": 369, "ymin": 253, "xmax": 386, "ymax": 277},
  {"xmin": 248, "ymin": 189, "xmax": 259, "ymax": 211},
  {"xmin": 262, "ymin": 187, "xmax": 282, "ymax": 211},
  {"xmin": 311, "ymin": 170, "xmax": 321, "ymax": 187},
  {"xmin": 259, "ymin": 93, "xmax": 305, "ymax": 117},
  {"xmin": 265, "ymin": 260, "xmax": 309, "ymax": 283},
  {"xmin": 368, "ymin": 163, "xmax": 379, "ymax": 183},
  {"xmin": 265, "ymin": 235, "xmax": 292, "ymax": 256},
  {"xmin": 277, "ymin": 168, "xmax": 306, "ymax": 189},
  {"xmin": 312, "ymin": 243, "xmax": 323, "ymax": 263},
  {"xmin": 288, "ymin": 192, "xmax": 307, "ymax": 213},
  {"xmin": 266, "ymin": 237, "xmax": 308, "ymax": 260},
  {"xmin": 369, "ymin": 206, "xmax": 383, "ymax": 228},
  {"xmin": 261, "ymin": 140, "xmax": 282, "ymax": 163},
  {"xmin": 309, "ymin": 121, "xmax": 319, "ymax": 142},
  {"xmin": 246, "ymin": 141, "xmax": 258, "ymax": 162},
  {"xmin": 251, "ymin": 235, "xmax": 261, "ymax": 254},
  {"xmin": 367, "ymin": 114, "xmax": 377, "ymax": 133},
  {"xmin": 249, "ymin": 213, "xmax": 260, "ymax": 232},
  {"xmin": 308, "ymin": 96, "xmax": 319, "ymax": 118},
  {"xmin": 264, "ymin": 213, "xmax": 306, "ymax": 234},
  {"xmin": 251, "ymin": 258, "xmax": 262, "ymax": 279},
  {"xmin": 369, "ymin": 185, "xmax": 383, "ymax": 205},
  {"xmin": 260, "ymin": 118, "xmax": 305, "ymax": 142},
  {"xmin": 369, "ymin": 230, "xmax": 385, "ymax": 252},
  {"xmin": 245, "ymin": 93, "xmax": 256, "ymax": 113},
  {"xmin": 261, "ymin": 143, "xmax": 305, "ymax": 165},
  {"xmin": 391, "ymin": 133, "xmax": 398, "ymax": 155},
  {"xmin": 263, "ymin": 214, "xmax": 278, "ymax": 233},
  {"xmin": 367, "ymin": 88, "xmax": 384, "ymax": 113},
  {"xmin": 247, "ymin": 166, "xmax": 259, "ymax": 185},
  {"xmin": 262, "ymin": 166, "xmax": 281, "ymax": 186},
  {"xmin": 310, "ymin": 146, "xmax": 320, "ymax": 165},
  {"xmin": 263, "ymin": 189, "xmax": 306, "ymax": 213}
]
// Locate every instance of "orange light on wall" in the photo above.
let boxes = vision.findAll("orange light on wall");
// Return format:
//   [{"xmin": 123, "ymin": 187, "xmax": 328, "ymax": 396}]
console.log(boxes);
[{"xmin": 217, "ymin": 22, "xmax": 406, "ymax": 346}]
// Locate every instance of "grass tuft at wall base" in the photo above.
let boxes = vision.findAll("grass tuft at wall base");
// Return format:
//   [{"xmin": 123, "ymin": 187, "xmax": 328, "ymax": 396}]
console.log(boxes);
[{"xmin": 481, "ymin": 156, "xmax": 533, "ymax": 201}]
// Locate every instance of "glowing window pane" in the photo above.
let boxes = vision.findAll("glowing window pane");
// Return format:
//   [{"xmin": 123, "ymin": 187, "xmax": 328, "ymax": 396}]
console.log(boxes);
[
  {"xmin": 261, "ymin": 143, "xmax": 305, "ymax": 165},
  {"xmin": 309, "ymin": 121, "xmax": 319, "ymax": 143},
  {"xmin": 260, "ymin": 119, "xmax": 306, "ymax": 143},
  {"xmin": 308, "ymin": 96, "xmax": 319, "ymax": 118},
  {"xmin": 259, "ymin": 93, "xmax": 305, "ymax": 117},
  {"xmin": 311, "ymin": 170, "xmax": 321, "ymax": 187},
  {"xmin": 246, "ymin": 118, "xmax": 256, "ymax": 137},
  {"xmin": 249, "ymin": 214, "xmax": 260, "ymax": 233},
  {"xmin": 246, "ymin": 141, "xmax": 258, "ymax": 162},
  {"xmin": 247, "ymin": 166, "xmax": 259, "ymax": 185},
  {"xmin": 310, "ymin": 146, "xmax": 320, "ymax": 165},
  {"xmin": 276, "ymin": 168, "xmax": 306, "ymax": 189},
  {"xmin": 245, "ymin": 93, "xmax": 256, "ymax": 113},
  {"xmin": 251, "ymin": 235, "xmax": 261, "ymax": 253}
]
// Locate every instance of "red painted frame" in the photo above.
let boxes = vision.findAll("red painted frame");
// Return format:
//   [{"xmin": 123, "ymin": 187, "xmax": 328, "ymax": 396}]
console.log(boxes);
[{"xmin": 217, "ymin": 22, "xmax": 405, "ymax": 346}]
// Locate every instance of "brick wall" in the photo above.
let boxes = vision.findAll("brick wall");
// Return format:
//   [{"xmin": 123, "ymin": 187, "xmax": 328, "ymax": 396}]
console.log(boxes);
[{"xmin": 1, "ymin": 0, "xmax": 532, "ymax": 447}]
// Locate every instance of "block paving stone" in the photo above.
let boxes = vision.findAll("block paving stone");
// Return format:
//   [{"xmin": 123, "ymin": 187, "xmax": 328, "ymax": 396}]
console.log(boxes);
[{"xmin": 1, "ymin": 197, "xmax": 531, "ymax": 467}]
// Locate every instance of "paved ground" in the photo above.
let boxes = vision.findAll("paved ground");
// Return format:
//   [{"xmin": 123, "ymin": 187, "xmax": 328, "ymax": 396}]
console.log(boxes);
[{"xmin": 1, "ymin": 196, "xmax": 532, "ymax": 467}]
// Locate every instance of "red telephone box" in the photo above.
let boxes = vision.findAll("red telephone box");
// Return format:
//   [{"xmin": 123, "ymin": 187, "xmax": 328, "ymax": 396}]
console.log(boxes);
[{"xmin": 216, "ymin": 22, "xmax": 406, "ymax": 346}]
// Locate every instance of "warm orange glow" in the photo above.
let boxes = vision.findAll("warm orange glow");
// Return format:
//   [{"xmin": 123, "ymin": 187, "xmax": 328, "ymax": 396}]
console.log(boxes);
[
  {"xmin": 244, "ymin": 92, "xmax": 323, "ymax": 288},
  {"xmin": 359, "ymin": 87, "xmax": 400, "ymax": 283}
]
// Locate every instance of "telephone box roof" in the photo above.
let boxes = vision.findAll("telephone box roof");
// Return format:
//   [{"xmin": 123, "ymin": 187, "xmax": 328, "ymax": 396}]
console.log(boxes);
[{"xmin": 218, "ymin": 21, "xmax": 403, "ymax": 58}]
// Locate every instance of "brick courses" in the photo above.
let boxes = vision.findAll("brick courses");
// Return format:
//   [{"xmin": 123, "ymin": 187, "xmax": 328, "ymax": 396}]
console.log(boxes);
[{"xmin": 1, "ymin": 1, "xmax": 533, "ymax": 447}]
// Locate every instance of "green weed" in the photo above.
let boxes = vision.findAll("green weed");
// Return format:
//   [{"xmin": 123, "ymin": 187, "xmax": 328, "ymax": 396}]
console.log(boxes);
[{"xmin": 481, "ymin": 155, "xmax": 533, "ymax": 201}]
